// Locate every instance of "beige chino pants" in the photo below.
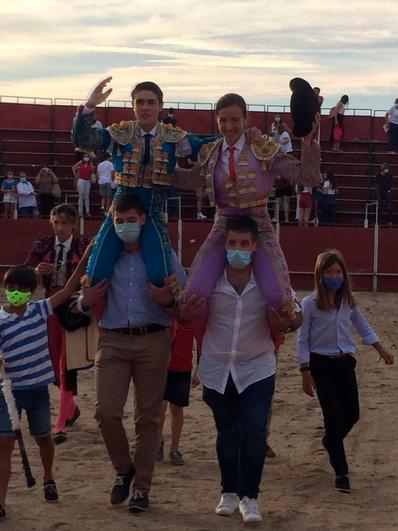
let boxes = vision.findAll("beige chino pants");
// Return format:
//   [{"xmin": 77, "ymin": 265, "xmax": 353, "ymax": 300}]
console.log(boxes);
[{"xmin": 95, "ymin": 328, "xmax": 171, "ymax": 492}]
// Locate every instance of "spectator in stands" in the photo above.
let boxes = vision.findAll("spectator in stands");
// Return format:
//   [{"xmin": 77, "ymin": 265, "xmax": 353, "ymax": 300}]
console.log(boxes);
[
  {"xmin": 35, "ymin": 166, "xmax": 59, "ymax": 216},
  {"xmin": 196, "ymin": 187, "xmax": 207, "ymax": 220},
  {"xmin": 376, "ymin": 163, "xmax": 393, "ymax": 225},
  {"xmin": 277, "ymin": 124, "xmax": 293, "ymax": 154},
  {"xmin": 271, "ymin": 115, "xmax": 282, "ymax": 142},
  {"xmin": 16, "ymin": 172, "xmax": 39, "ymax": 218},
  {"xmin": 1, "ymin": 171, "xmax": 18, "ymax": 219},
  {"xmin": 313, "ymin": 87, "xmax": 324, "ymax": 107},
  {"xmin": 298, "ymin": 185, "xmax": 312, "ymax": 226},
  {"xmin": 385, "ymin": 99, "xmax": 398, "ymax": 153},
  {"xmin": 275, "ymin": 177, "xmax": 293, "ymax": 223},
  {"xmin": 321, "ymin": 170, "xmax": 338, "ymax": 223},
  {"xmin": 72, "ymin": 156, "xmax": 94, "ymax": 217},
  {"xmin": 329, "ymin": 95, "xmax": 349, "ymax": 152},
  {"xmin": 97, "ymin": 153, "xmax": 115, "ymax": 213},
  {"xmin": 163, "ymin": 108, "xmax": 177, "ymax": 127}
]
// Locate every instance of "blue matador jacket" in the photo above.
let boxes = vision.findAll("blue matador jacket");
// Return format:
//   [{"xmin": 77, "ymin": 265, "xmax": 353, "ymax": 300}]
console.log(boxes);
[{"xmin": 72, "ymin": 106, "xmax": 211, "ymax": 288}]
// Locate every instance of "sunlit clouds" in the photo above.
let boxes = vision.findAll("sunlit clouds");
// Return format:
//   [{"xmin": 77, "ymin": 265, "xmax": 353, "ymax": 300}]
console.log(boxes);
[{"xmin": 1, "ymin": 0, "xmax": 398, "ymax": 109}]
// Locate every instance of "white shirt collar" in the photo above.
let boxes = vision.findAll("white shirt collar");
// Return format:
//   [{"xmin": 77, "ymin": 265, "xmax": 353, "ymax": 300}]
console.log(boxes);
[
  {"xmin": 139, "ymin": 124, "xmax": 158, "ymax": 137},
  {"xmin": 222, "ymin": 133, "xmax": 246, "ymax": 155},
  {"xmin": 222, "ymin": 267, "xmax": 256, "ymax": 296},
  {"xmin": 55, "ymin": 235, "xmax": 73, "ymax": 251}
]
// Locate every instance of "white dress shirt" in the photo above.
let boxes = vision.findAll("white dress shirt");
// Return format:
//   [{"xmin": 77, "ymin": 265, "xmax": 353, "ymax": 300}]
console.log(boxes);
[
  {"xmin": 221, "ymin": 133, "xmax": 246, "ymax": 175},
  {"xmin": 198, "ymin": 269, "xmax": 276, "ymax": 394},
  {"xmin": 138, "ymin": 123, "xmax": 192, "ymax": 158}
]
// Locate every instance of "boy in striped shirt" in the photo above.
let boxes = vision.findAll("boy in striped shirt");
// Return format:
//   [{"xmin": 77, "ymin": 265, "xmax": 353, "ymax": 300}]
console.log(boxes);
[{"xmin": 0, "ymin": 261, "xmax": 88, "ymax": 520}]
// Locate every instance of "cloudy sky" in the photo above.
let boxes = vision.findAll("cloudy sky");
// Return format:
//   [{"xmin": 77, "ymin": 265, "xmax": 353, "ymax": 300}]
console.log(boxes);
[{"xmin": 1, "ymin": 0, "xmax": 397, "ymax": 111}]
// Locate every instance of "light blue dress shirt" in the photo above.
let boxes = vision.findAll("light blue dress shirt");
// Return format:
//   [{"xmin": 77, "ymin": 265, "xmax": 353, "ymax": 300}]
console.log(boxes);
[
  {"xmin": 297, "ymin": 293, "xmax": 379, "ymax": 364},
  {"xmin": 100, "ymin": 250, "xmax": 186, "ymax": 329}
]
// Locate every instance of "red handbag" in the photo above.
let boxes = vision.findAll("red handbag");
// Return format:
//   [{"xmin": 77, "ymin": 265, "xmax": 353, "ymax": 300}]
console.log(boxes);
[{"xmin": 333, "ymin": 124, "xmax": 343, "ymax": 142}]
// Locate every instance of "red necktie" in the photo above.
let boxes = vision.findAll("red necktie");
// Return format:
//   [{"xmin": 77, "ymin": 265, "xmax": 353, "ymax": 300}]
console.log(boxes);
[{"xmin": 228, "ymin": 146, "xmax": 236, "ymax": 182}]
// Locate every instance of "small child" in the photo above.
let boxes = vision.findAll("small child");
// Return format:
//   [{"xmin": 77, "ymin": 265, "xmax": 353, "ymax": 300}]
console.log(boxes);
[
  {"xmin": 0, "ymin": 260, "xmax": 88, "ymax": 519},
  {"xmin": 157, "ymin": 324, "xmax": 194, "ymax": 466},
  {"xmin": 1, "ymin": 171, "xmax": 18, "ymax": 219},
  {"xmin": 297, "ymin": 249, "xmax": 394, "ymax": 494}
]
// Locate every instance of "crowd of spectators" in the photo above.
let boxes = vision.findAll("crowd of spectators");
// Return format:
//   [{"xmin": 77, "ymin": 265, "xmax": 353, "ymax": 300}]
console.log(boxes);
[{"xmin": 0, "ymin": 95, "xmax": 395, "ymax": 224}]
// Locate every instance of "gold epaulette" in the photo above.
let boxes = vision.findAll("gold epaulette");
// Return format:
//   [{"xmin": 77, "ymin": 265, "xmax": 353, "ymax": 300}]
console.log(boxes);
[
  {"xmin": 250, "ymin": 137, "xmax": 280, "ymax": 162},
  {"xmin": 107, "ymin": 120, "xmax": 135, "ymax": 145},
  {"xmin": 159, "ymin": 122, "xmax": 188, "ymax": 143},
  {"xmin": 198, "ymin": 138, "xmax": 223, "ymax": 166}
]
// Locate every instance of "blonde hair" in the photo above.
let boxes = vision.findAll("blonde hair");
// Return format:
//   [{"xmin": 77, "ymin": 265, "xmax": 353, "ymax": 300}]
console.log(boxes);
[{"xmin": 314, "ymin": 249, "xmax": 355, "ymax": 311}]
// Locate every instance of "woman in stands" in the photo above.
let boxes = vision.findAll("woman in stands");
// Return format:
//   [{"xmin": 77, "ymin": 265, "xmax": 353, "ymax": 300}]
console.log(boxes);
[
  {"xmin": 330, "ymin": 95, "xmax": 349, "ymax": 152},
  {"xmin": 72, "ymin": 156, "xmax": 95, "ymax": 218},
  {"xmin": 35, "ymin": 166, "xmax": 59, "ymax": 216}
]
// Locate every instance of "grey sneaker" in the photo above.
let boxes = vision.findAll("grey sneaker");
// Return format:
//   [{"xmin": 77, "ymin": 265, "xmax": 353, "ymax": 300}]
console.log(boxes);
[{"xmin": 169, "ymin": 449, "xmax": 184, "ymax": 466}]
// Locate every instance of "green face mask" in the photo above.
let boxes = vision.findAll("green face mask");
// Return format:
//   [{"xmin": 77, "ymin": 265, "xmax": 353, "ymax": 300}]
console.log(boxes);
[{"xmin": 5, "ymin": 290, "xmax": 32, "ymax": 306}]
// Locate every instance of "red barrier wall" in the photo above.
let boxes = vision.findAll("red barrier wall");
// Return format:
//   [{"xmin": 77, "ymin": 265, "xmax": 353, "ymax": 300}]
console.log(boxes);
[
  {"xmin": 1, "ymin": 221, "xmax": 395, "ymax": 292},
  {"xmin": 0, "ymin": 102, "xmax": 388, "ymax": 142},
  {"xmin": 0, "ymin": 103, "xmax": 52, "ymax": 130}
]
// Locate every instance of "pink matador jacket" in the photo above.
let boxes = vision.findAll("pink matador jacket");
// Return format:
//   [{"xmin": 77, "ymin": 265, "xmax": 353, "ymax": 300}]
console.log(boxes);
[{"xmin": 174, "ymin": 135, "xmax": 321, "ymax": 316}]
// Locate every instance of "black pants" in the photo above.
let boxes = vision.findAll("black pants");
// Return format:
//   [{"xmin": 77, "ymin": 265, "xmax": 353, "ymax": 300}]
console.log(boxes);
[
  {"xmin": 39, "ymin": 193, "xmax": 56, "ymax": 216},
  {"xmin": 388, "ymin": 122, "xmax": 398, "ymax": 151},
  {"xmin": 379, "ymin": 191, "xmax": 392, "ymax": 224},
  {"xmin": 309, "ymin": 353, "xmax": 360, "ymax": 476}
]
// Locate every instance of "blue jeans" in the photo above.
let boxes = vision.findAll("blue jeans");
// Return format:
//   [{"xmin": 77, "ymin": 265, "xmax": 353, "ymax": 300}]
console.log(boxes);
[
  {"xmin": 203, "ymin": 374, "xmax": 275, "ymax": 499},
  {"xmin": 0, "ymin": 386, "xmax": 51, "ymax": 438}
]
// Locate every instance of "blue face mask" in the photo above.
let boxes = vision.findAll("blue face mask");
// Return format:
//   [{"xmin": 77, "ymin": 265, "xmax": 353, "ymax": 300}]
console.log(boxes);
[
  {"xmin": 226, "ymin": 249, "xmax": 253, "ymax": 270},
  {"xmin": 115, "ymin": 222, "xmax": 141, "ymax": 243},
  {"xmin": 323, "ymin": 276, "xmax": 344, "ymax": 291}
]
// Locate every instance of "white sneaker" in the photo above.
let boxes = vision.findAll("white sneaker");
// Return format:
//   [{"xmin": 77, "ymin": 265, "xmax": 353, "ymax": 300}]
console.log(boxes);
[
  {"xmin": 239, "ymin": 497, "xmax": 262, "ymax": 523},
  {"xmin": 197, "ymin": 212, "xmax": 207, "ymax": 220},
  {"xmin": 215, "ymin": 493, "xmax": 239, "ymax": 516}
]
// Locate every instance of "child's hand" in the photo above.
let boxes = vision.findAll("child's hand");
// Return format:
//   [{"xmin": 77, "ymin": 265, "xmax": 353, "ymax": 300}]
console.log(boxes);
[{"xmin": 380, "ymin": 350, "xmax": 394, "ymax": 365}]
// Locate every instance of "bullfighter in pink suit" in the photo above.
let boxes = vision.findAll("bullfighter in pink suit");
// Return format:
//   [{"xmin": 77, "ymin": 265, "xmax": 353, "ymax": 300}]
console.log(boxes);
[{"xmin": 179, "ymin": 93, "xmax": 320, "ymax": 320}]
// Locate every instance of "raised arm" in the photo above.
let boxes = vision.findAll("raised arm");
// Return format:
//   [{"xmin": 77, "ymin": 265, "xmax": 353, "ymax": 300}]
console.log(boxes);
[
  {"xmin": 71, "ymin": 77, "xmax": 113, "ymax": 153},
  {"xmin": 269, "ymin": 114, "xmax": 321, "ymax": 187}
]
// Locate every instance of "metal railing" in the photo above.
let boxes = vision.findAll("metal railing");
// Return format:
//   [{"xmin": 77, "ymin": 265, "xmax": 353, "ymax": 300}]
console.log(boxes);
[{"xmin": 0, "ymin": 95, "xmax": 388, "ymax": 115}]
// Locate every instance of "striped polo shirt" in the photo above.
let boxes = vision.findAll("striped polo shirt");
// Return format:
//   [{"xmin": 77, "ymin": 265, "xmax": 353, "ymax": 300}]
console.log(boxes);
[{"xmin": 0, "ymin": 299, "xmax": 55, "ymax": 390}]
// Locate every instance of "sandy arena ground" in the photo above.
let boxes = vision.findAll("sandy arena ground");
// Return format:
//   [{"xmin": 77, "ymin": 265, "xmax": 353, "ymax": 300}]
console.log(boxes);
[{"xmin": 1, "ymin": 291, "xmax": 398, "ymax": 531}]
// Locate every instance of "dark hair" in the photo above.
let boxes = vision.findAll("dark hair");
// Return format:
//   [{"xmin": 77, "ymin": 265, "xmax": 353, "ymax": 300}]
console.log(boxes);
[
  {"xmin": 313, "ymin": 87, "xmax": 320, "ymax": 92},
  {"xmin": 169, "ymin": 107, "xmax": 174, "ymax": 112},
  {"xmin": 215, "ymin": 93, "xmax": 247, "ymax": 117},
  {"xmin": 50, "ymin": 204, "xmax": 78, "ymax": 223},
  {"xmin": 340, "ymin": 95, "xmax": 349, "ymax": 104},
  {"xmin": 112, "ymin": 193, "xmax": 145, "ymax": 215},
  {"xmin": 324, "ymin": 170, "xmax": 337, "ymax": 189},
  {"xmin": 314, "ymin": 250, "xmax": 355, "ymax": 311},
  {"xmin": 131, "ymin": 82, "xmax": 163, "ymax": 104},
  {"xmin": 4, "ymin": 265, "xmax": 38, "ymax": 291},
  {"xmin": 226, "ymin": 216, "xmax": 258, "ymax": 240}
]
